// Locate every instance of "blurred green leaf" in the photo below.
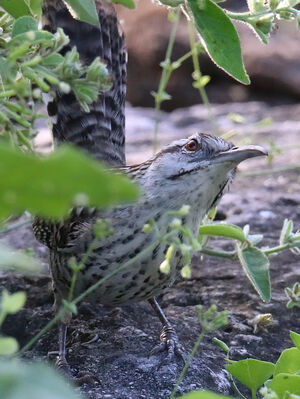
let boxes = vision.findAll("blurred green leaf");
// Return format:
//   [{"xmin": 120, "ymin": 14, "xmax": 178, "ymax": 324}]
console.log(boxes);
[
  {"xmin": 64, "ymin": 0, "xmax": 99, "ymax": 26},
  {"xmin": 29, "ymin": 0, "xmax": 43, "ymax": 16},
  {"xmin": 269, "ymin": 374, "xmax": 300, "ymax": 397},
  {"xmin": 0, "ymin": 143, "xmax": 138, "ymax": 219},
  {"xmin": 0, "ymin": 244, "xmax": 41, "ymax": 274},
  {"xmin": 274, "ymin": 347, "xmax": 300, "ymax": 376},
  {"xmin": 1, "ymin": 290, "xmax": 26, "ymax": 314},
  {"xmin": 290, "ymin": 331, "xmax": 300, "ymax": 351},
  {"xmin": 280, "ymin": 219, "xmax": 293, "ymax": 245},
  {"xmin": 247, "ymin": 0, "xmax": 269, "ymax": 13},
  {"xmin": 247, "ymin": 13, "xmax": 274, "ymax": 44},
  {"xmin": 0, "ymin": 338, "xmax": 19, "ymax": 356},
  {"xmin": 0, "ymin": 0, "xmax": 31, "ymax": 18},
  {"xmin": 226, "ymin": 358, "xmax": 275, "ymax": 397},
  {"xmin": 199, "ymin": 223, "xmax": 246, "ymax": 242},
  {"xmin": 188, "ymin": 0, "xmax": 250, "ymax": 84},
  {"xmin": 111, "ymin": 0, "xmax": 136, "ymax": 9},
  {"xmin": 11, "ymin": 16, "xmax": 37, "ymax": 37},
  {"xmin": 0, "ymin": 360, "xmax": 79, "ymax": 398},
  {"xmin": 236, "ymin": 245, "xmax": 271, "ymax": 302}
]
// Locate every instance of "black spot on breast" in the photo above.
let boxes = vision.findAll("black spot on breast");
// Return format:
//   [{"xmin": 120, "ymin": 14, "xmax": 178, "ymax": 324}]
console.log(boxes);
[{"xmin": 152, "ymin": 244, "xmax": 160, "ymax": 260}]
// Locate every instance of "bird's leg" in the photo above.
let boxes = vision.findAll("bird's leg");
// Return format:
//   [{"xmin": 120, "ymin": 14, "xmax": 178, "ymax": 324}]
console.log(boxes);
[
  {"xmin": 148, "ymin": 297, "xmax": 186, "ymax": 367},
  {"xmin": 55, "ymin": 317, "xmax": 99, "ymax": 384},
  {"xmin": 55, "ymin": 322, "xmax": 71, "ymax": 374}
]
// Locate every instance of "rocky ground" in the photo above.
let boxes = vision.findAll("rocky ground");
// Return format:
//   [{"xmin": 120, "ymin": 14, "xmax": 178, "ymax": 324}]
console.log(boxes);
[{"xmin": 1, "ymin": 101, "xmax": 300, "ymax": 399}]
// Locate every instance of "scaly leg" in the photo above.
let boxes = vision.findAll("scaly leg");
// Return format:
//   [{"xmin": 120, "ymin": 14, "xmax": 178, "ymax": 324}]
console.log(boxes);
[
  {"xmin": 55, "ymin": 322, "xmax": 72, "ymax": 374},
  {"xmin": 148, "ymin": 297, "xmax": 186, "ymax": 367}
]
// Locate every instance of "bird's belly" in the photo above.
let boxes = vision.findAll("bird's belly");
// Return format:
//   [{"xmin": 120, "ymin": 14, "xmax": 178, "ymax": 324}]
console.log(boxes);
[{"xmin": 76, "ymin": 242, "xmax": 182, "ymax": 306}]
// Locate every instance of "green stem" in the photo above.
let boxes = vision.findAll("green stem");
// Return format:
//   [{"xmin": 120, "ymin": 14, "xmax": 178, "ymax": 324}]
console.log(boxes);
[
  {"xmin": 18, "ymin": 310, "xmax": 63, "ymax": 355},
  {"xmin": 153, "ymin": 9, "xmax": 181, "ymax": 153},
  {"xmin": 227, "ymin": 7, "xmax": 298, "ymax": 21},
  {"xmin": 187, "ymin": 21, "xmax": 217, "ymax": 134},
  {"xmin": 200, "ymin": 247, "xmax": 236, "ymax": 259},
  {"xmin": 18, "ymin": 230, "xmax": 178, "ymax": 354},
  {"xmin": 68, "ymin": 236, "xmax": 98, "ymax": 301},
  {"xmin": 170, "ymin": 330, "xmax": 206, "ymax": 398},
  {"xmin": 263, "ymin": 242, "xmax": 299, "ymax": 256},
  {"xmin": 175, "ymin": 42, "xmax": 203, "ymax": 65},
  {"xmin": 73, "ymin": 230, "xmax": 177, "ymax": 305},
  {"xmin": 0, "ymin": 90, "xmax": 16, "ymax": 98}
]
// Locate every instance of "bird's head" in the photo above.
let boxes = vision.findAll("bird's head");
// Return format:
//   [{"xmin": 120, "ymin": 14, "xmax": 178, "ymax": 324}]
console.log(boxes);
[{"xmin": 135, "ymin": 133, "xmax": 267, "ymax": 218}]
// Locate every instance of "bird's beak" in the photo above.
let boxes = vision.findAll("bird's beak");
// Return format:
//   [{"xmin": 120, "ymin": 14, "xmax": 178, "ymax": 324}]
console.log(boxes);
[{"xmin": 213, "ymin": 145, "xmax": 268, "ymax": 164}]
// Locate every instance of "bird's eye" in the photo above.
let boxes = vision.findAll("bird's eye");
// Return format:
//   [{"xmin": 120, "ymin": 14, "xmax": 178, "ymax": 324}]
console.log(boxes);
[{"xmin": 185, "ymin": 139, "xmax": 199, "ymax": 152}]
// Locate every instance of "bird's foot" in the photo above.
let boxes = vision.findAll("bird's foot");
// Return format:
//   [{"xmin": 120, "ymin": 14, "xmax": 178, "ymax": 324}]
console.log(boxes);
[
  {"xmin": 149, "ymin": 324, "xmax": 186, "ymax": 369},
  {"xmin": 55, "ymin": 355, "xmax": 73, "ymax": 377},
  {"xmin": 55, "ymin": 355, "xmax": 99, "ymax": 385}
]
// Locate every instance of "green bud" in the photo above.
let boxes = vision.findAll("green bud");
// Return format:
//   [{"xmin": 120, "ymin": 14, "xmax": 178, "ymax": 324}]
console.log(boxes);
[
  {"xmin": 59, "ymin": 82, "xmax": 71, "ymax": 94},
  {"xmin": 212, "ymin": 337, "xmax": 229, "ymax": 354},
  {"xmin": 166, "ymin": 244, "xmax": 175, "ymax": 261},
  {"xmin": 170, "ymin": 218, "xmax": 182, "ymax": 229},
  {"xmin": 94, "ymin": 219, "xmax": 113, "ymax": 239},
  {"xmin": 142, "ymin": 219, "xmax": 155, "ymax": 233},
  {"xmin": 160, "ymin": 259, "xmax": 170, "ymax": 274},
  {"xmin": 193, "ymin": 75, "xmax": 211, "ymax": 89},
  {"xmin": 178, "ymin": 205, "xmax": 190, "ymax": 216},
  {"xmin": 181, "ymin": 265, "xmax": 191, "ymax": 279},
  {"xmin": 62, "ymin": 299, "xmax": 77, "ymax": 315}
]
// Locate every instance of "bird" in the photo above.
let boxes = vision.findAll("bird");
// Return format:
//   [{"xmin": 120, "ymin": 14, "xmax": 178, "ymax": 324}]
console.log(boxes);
[{"xmin": 33, "ymin": 0, "xmax": 268, "ymax": 373}]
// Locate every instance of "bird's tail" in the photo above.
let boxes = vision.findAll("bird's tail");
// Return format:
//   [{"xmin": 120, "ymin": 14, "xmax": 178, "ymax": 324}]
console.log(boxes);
[{"xmin": 42, "ymin": 0, "xmax": 127, "ymax": 167}]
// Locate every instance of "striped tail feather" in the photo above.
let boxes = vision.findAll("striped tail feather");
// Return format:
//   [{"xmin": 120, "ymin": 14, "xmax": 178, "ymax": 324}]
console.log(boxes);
[{"xmin": 42, "ymin": 0, "xmax": 126, "ymax": 167}]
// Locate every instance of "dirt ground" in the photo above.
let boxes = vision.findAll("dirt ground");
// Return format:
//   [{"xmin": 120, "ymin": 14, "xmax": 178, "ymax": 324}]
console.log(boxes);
[{"xmin": 1, "ymin": 102, "xmax": 300, "ymax": 399}]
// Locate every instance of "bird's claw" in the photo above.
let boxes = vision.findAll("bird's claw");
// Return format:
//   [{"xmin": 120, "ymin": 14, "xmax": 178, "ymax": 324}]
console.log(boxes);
[
  {"xmin": 149, "ymin": 325, "xmax": 186, "ymax": 369},
  {"xmin": 55, "ymin": 357, "xmax": 99, "ymax": 385},
  {"xmin": 55, "ymin": 356, "xmax": 73, "ymax": 377}
]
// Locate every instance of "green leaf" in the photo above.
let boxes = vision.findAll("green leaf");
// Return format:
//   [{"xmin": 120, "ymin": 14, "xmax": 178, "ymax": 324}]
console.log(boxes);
[
  {"xmin": 178, "ymin": 390, "xmax": 231, "ymax": 399},
  {"xmin": 236, "ymin": 245, "xmax": 271, "ymax": 302},
  {"xmin": 291, "ymin": 331, "xmax": 300, "ymax": 351},
  {"xmin": 188, "ymin": 0, "xmax": 250, "ymax": 84},
  {"xmin": 0, "ymin": 360, "xmax": 79, "ymax": 398},
  {"xmin": 0, "ymin": 337, "xmax": 19, "ymax": 355},
  {"xmin": 111, "ymin": 0, "xmax": 135, "ymax": 9},
  {"xmin": 274, "ymin": 348, "xmax": 300, "ymax": 376},
  {"xmin": 226, "ymin": 358, "xmax": 275, "ymax": 396},
  {"xmin": 0, "ymin": 143, "xmax": 138, "ymax": 220},
  {"xmin": 42, "ymin": 53, "xmax": 65, "ymax": 67},
  {"xmin": 0, "ymin": 244, "xmax": 41, "ymax": 274},
  {"xmin": 29, "ymin": 0, "xmax": 43, "ymax": 16},
  {"xmin": 247, "ymin": 0, "xmax": 269, "ymax": 13},
  {"xmin": 199, "ymin": 223, "xmax": 246, "ymax": 242},
  {"xmin": 63, "ymin": 0, "xmax": 99, "ymax": 26},
  {"xmin": 12, "ymin": 16, "xmax": 38, "ymax": 37},
  {"xmin": 280, "ymin": 219, "xmax": 293, "ymax": 245},
  {"xmin": 0, "ymin": 0, "xmax": 31, "ymax": 18},
  {"xmin": 1, "ymin": 290, "xmax": 26, "ymax": 314},
  {"xmin": 8, "ymin": 30, "xmax": 55, "ymax": 46},
  {"xmin": 269, "ymin": 374, "xmax": 300, "ymax": 397}
]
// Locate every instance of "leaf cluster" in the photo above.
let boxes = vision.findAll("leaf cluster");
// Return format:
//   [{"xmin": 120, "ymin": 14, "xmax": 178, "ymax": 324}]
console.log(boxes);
[{"xmin": 0, "ymin": 13, "xmax": 110, "ymax": 148}]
